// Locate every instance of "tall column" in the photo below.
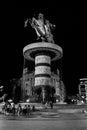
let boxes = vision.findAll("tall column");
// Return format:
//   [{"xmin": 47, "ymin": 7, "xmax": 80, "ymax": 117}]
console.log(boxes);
[{"xmin": 35, "ymin": 54, "xmax": 51, "ymax": 103}]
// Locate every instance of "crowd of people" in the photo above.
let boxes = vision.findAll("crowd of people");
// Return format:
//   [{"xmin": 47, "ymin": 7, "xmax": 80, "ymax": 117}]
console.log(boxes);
[
  {"xmin": 2, "ymin": 102, "xmax": 34, "ymax": 116},
  {"xmin": 1, "ymin": 100, "xmax": 54, "ymax": 116}
]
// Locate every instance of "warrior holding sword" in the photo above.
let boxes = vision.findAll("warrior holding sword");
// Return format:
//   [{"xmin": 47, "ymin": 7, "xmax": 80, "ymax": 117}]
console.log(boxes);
[{"xmin": 24, "ymin": 13, "xmax": 55, "ymax": 43}]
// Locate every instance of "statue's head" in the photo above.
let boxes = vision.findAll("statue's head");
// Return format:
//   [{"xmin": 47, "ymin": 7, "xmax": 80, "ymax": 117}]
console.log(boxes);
[{"xmin": 38, "ymin": 13, "xmax": 44, "ymax": 20}]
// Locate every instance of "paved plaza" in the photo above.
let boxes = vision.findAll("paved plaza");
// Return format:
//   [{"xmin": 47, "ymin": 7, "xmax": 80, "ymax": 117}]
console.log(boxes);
[
  {"xmin": 0, "ymin": 114, "xmax": 87, "ymax": 130},
  {"xmin": 0, "ymin": 104, "xmax": 87, "ymax": 130},
  {"xmin": 0, "ymin": 109, "xmax": 87, "ymax": 130}
]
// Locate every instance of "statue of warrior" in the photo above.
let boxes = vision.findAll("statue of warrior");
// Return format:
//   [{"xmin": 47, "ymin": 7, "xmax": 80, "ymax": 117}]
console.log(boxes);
[
  {"xmin": 24, "ymin": 13, "xmax": 55, "ymax": 43},
  {"xmin": 45, "ymin": 19, "xmax": 55, "ymax": 43}
]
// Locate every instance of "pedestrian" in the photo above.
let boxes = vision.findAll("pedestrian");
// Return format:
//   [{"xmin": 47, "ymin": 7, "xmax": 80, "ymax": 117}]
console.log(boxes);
[
  {"xmin": 3, "ymin": 102, "xmax": 7, "ymax": 115},
  {"xmin": 32, "ymin": 105, "xmax": 35, "ymax": 112},
  {"xmin": 23, "ymin": 105, "xmax": 27, "ymax": 116},
  {"xmin": 45, "ymin": 102, "xmax": 48, "ymax": 110},
  {"xmin": 50, "ymin": 101, "xmax": 53, "ymax": 109},
  {"xmin": 17, "ymin": 104, "xmax": 22, "ymax": 116},
  {"xmin": 27, "ymin": 105, "xmax": 31, "ymax": 116},
  {"xmin": 12, "ymin": 103, "xmax": 15, "ymax": 116}
]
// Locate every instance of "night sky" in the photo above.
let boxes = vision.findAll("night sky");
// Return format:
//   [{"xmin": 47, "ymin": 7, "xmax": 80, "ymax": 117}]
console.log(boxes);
[{"xmin": 0, "ymin": 6, "xmax": 87, "ymax": 95}]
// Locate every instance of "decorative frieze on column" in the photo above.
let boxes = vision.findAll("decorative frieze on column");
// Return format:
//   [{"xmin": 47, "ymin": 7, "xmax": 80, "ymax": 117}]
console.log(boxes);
[{"xmin": 35, "ymin": 55, "xmax": 51, "ymax": 87}]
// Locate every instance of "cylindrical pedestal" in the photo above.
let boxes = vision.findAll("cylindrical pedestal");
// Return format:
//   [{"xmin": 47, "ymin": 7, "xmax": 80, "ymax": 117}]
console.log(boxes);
[{"xmin": 35, "ymin": 54, "xmax": 51, "ymax": 103}]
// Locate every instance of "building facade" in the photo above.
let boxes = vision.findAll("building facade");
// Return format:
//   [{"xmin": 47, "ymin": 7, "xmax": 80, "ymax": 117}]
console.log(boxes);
[{"xmin": 78, "ymin": 78, "xmax": 87, "ymax": 103}]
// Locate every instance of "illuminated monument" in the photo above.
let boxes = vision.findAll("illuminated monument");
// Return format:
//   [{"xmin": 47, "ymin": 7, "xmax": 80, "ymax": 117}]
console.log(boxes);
[{"xmin": 22, "ymin": 13, "xmax": 63, "ymax": 103}]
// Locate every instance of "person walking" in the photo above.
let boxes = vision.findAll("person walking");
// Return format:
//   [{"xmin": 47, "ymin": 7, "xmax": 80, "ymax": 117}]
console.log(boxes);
[
  {"xmin": 49, "ymin": 101, "xmax": 53, "ymax": 109},
  {"xmin": 12, "ymin": 103, "xmax": 15, "ymax": 116},
  {"xmin": 45, "ymin": 102, "xmax": 48, "ymax": 110},
  {"xmin": 27, "ymin": 105, "xmax": 31, "ymax": 116},
  {"xmin": 17, "ymin": 104, "xmax": 22, "ymax": 116}
]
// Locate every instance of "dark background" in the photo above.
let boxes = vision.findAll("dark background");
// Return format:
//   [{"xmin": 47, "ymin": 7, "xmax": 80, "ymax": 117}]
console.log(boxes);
[{"xmin": 0, "ymin": 6, "xmax": 87, "ymax": 95}]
